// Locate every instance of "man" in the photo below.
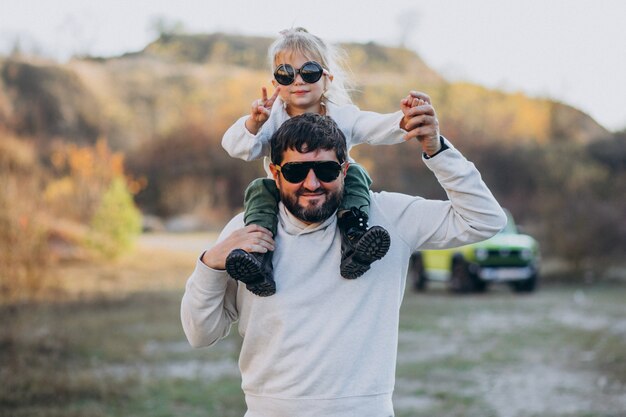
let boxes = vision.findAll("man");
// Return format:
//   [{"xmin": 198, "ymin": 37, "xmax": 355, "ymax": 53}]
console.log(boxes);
[{"xmin": 181, "ymin": 92, "xmax": 506, "ymax": 417}]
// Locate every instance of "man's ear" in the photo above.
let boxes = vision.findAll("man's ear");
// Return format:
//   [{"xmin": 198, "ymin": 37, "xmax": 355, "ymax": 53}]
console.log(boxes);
[
  {"xmin": 271, "ymin": 79, "xmax": 278, "ymax": 88},
  {"xmin": 269, "ymin": 163, "xmax": 281, "ymax": 186},
  {"xmin": 342, "ymin": 161, "xmax": 350, "ymax": 176}
]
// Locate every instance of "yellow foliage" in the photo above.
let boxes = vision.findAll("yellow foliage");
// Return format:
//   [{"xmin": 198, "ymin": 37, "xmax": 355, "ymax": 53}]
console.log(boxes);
[
  {"xmin": 209, "ymin": 67, "xmax": 269, "ymax": 134},
  {"xmin": 0, "ymin": 133, "xmax": 51, "ymax": 302},
  {"xmin": 127, "ymin": 177, "xmax": 148, "ymax": 195},
  {"xmin": 426, "ymin": 82, "xmax": 557, "ymax": 144},
  {"xmin": 43, "ymin": 177, "xmax": 74, "ymax": 203},
  {"xmin": 44, "ymin": 138, "xmax": 137, "ymax": 223},
  {"xmin": 0, "ymin": 131, "xmax": 37, "ymax": 171},
  {"xmin": 87, "ymin": 176, "xmax": 142, "ymax": 259}
]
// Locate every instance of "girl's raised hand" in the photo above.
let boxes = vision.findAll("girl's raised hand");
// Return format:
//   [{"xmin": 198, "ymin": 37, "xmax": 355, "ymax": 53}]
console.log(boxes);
[
  {"xmin": 400, "ymin": 92, "xmax": 427, "ymax": 132},
  {"xmin": 400, "ymin": 91, "xmax": 431, "ymax": 119},
  {"xmin": 245, "ymin": 87, "xmax": 280, "ymax": 135},
  {"xmin": 400, "ymin": 91, "xmax": 441, "ymax": 156}
]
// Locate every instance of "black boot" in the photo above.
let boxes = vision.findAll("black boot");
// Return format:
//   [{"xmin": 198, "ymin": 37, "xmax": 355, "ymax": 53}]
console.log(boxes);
[
  {"xmin": 225, "ymin": 249, "xmax": 276, "ymax": 296},
  {"xmin": 337, "ymin": 207, "xmax": 391, "ymax": 279}
]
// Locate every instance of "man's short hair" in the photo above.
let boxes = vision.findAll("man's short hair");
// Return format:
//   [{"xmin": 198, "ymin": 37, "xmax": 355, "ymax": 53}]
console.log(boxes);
[{"xmin": 270, "ymin": 113, "xmax": 348, "ymax": 165}]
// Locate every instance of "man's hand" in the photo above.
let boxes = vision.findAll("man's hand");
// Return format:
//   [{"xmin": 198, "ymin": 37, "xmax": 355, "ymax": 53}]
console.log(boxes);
[
  {"xmin": 245, "ymin": 87, "xmax": 281, "ymax": 135},
  {"xmin": 201, "ymin": 225, "xmax": 275, "ymax": 270},
  {"xmin": 400, "ymin": 91, "xmax": 441, "ymax": 156}
]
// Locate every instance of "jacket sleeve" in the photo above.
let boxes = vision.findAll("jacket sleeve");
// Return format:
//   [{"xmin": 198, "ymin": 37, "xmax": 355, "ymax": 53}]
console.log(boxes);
[
  {"xmin": 180, "ymin": 215, "xmax": 244, "ymax": 348},
  {"xmin": 373, "ymin": 137, "xmax": 507, "ymax": 252},
  {"xmin": 347, "ymin": 107, "xmax": 408, "ymax": 147},
  {"xmin": 221, "ymin": 116, "xmax": 272, "ymax": 161}
]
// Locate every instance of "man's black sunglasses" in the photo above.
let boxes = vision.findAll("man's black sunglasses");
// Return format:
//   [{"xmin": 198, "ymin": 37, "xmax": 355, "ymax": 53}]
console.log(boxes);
[
  {"xmin": 273, "ymin": 61, "xmax": 326, "ymax": 86},
  {"xmin": 274, "ymin": 161, "xmax": 346, "ymax": 183}
]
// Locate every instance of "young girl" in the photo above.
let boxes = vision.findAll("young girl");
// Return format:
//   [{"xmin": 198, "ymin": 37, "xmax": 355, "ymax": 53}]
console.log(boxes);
[{"xmin": 222, "ymin": 27, "xmax": 419, "ymax": 296}]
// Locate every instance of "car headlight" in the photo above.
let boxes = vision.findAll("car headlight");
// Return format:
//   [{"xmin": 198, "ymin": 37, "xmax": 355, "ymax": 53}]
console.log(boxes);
[
  {"xmin": 520, "ymin": 248, "xmax": 533, "ymax": 260},
  {"xmin": 475, "ymin": 248, "xmax": 489, "ymax": 261}
]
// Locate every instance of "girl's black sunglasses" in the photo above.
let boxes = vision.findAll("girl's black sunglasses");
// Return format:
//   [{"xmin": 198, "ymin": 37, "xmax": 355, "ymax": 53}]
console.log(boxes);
[
  {"xmin": 273, "ymin": 61, "xmax": 325, "ymax": 86},
  {"xmin": 274, "ymin": 161, "xmax": 346, "ymax": 183}
]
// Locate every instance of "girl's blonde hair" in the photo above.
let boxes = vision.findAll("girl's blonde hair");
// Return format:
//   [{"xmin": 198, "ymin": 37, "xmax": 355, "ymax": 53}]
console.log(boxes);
[{"xmin": 268, "ymin": 27, "xmax": 354, "ymax": 106}]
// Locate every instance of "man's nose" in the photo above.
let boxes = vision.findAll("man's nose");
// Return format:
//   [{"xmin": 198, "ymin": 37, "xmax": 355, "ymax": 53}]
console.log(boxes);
[{"xmin": 302, "ymin": 168, "xmax": 321, "ymax": 189}]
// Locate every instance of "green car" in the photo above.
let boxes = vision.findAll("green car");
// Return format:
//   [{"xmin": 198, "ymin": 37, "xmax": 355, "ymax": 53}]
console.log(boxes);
[{"xmin": 409, "ymin": 210, "xmax": 540, "ymax": 293}]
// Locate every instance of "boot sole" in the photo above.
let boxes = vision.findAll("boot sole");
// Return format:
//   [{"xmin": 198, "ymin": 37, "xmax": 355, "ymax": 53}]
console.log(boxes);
[
  {"xmin": 225, "ymin": 249, "xmax": 261, "ymax": 283},
  {"xmin": 341, "ymin": 226, "xmax": 391, "ymax": 279},
  {"xmin": 225, "ymin": 249, "xmax": 276, "ymax": 297},
  {"xmin": 248, "ymin": 279, "xmax": 276, "ymax": 297}
]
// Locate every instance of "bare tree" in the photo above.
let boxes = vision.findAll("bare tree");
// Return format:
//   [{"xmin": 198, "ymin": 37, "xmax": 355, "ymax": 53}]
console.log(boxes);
[
  {"xmin": 396, "ymin": 9, "xmax": 420, "ymax": 48},
  {"xmin": 148, "ymin": 15, "xmax": 186, "ymax": 40}
]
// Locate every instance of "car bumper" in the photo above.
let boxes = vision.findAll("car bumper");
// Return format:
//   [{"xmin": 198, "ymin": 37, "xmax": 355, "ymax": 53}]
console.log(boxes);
[{"xmin": 478, "ymin": 266, "xmax": 536, "ymax": 282}]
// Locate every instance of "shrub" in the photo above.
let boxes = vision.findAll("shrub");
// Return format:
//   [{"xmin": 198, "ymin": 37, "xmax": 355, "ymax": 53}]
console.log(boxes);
[
  {"xmin": 87, "ymin": 176, "xmax": 142, "ymax": 259},
  {"xmin": 0, "ymin": 134, "xmax": 51, "ymax": 302}
]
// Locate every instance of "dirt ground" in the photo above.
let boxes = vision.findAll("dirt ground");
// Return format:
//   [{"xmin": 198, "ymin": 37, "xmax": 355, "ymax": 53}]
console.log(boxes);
[
  {"xmin": 1, "ymin": 233, "xmax": 625, "ymax": 417},
  {"xmin": 395, "ymin": 284, "xmax": 626, "ymax": 417}
]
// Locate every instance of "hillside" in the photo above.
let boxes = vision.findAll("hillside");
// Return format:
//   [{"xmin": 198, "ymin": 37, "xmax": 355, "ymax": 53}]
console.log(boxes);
[
  {"xmin": 1, "ymin": 32, "xmax": 624, "ymax": 271},
  {"xmin": 0, "ymin": 33, "xmax": 609, "ymax": 151}
]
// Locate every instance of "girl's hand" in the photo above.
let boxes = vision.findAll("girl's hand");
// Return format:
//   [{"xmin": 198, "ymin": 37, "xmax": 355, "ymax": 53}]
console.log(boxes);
[
  {"xmin": 245, "ymin": 87, "xmax": 280, "ymax": 135},
  {"xmin": 400, "ymin": 91, "xmax": 441, "ymax": 156},
  {"xmin": 400, "ymin": 96, "xmax": 426, "ymax": 129},
  {"xmin": 400, "ymin": 90, "xmax": 431, "ymax": 129}
]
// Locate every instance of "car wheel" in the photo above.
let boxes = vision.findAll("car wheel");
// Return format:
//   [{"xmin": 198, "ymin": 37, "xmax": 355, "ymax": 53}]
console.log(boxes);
[
  {"xmin": 512, "ymin": 273, "xmax": 538, "ymax": 293},
  {"xmin": 473, "ymin": 275, "xmax": 488, "ymax": 293},
  {"xmin": 449, "ymin": 256, "xmax": 474, "ymax": 293},
  {"xmin": 409, "ymin": 252, "xmax": 428, "ymax": 292}
]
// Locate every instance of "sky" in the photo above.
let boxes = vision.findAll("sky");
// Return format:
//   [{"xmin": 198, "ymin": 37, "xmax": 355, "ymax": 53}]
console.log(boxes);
[{"xmin": 1, "ymin": 0, "xmax": 625, "ymax": 132}]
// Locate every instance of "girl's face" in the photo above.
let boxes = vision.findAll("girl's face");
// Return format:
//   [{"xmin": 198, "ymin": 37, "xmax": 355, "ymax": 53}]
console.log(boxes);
[{"xmin": 272, "ymin": 51, "xmax": 332, "ymax": 116}]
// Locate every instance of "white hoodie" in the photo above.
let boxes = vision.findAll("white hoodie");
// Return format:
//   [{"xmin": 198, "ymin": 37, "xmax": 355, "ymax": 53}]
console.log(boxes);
[
  {"xmin": 221, "ymin": 98, "xmax": 407, "ymax": 162},
  {"xmin": 181, "ymin": 139, "xmax": 507, "ymax": 417}
]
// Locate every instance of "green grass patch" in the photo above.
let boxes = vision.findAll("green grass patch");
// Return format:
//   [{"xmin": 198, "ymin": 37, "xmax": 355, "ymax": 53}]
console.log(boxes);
[
  {"xmin": 112, "ymin": 377, "xmax": 245, "ymax": 417},
  {"xmin": 2, "ymin": 281, "xmax": 625, "ymax": 417}
]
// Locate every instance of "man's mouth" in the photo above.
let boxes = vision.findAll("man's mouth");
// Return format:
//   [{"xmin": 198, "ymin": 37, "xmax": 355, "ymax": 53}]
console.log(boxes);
[
  {"xmin": 298, "ymin": 188, "xmax": 325, "ymax": 196},
  {"xmin": 297, "ymin": 189, "xmax": 326, "ymax": 201},
  {"xmin": 299, "ymin": 192, "xmax": 324, "ymax": 198}
]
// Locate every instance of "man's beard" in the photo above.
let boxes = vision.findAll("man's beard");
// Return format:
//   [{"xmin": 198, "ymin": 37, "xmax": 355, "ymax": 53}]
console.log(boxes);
[{"xmin": 280, "ymin": 184, "xmax": 343, "ymax": 223}]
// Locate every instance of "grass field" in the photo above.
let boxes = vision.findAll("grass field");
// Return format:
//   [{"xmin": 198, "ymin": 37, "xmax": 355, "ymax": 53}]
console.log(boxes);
[{"xmin": 1, "ymin": 233, "xmax": 625, "ymax": 417}]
